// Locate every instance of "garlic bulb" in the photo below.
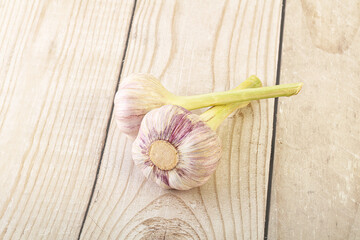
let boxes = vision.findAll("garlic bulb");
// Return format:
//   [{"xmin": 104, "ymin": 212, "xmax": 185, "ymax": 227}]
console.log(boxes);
[
  {"xmin": 132, "ymin": 105, "xmax": 222, "ymax": 190},
  {"xmin": 114, "ymin": 74, "xmax": 177, "ymax": 139},
  {"xmin": 132, "ymin": 77, "xmax": 303, "ymax": 190},
  {"xmin": 114, "ymin": 73, "xmax": 301, "ymax": 139}
]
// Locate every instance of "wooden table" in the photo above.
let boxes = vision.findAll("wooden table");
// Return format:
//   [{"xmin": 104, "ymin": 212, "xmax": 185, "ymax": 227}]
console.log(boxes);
[{"xmin": 0, "ymin": 0, "xmax": 359, "ymax": 239}]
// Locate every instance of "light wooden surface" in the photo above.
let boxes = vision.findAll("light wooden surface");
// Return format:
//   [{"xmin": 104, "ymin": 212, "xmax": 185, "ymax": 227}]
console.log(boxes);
[
  {"xmin": 269, "ymin": 0, "xmax": 360, "ymax": 239},
  {"xmin": 0, "ymin": 0, "xmax": 135, "ymax": 239},
  {"xmin": 80, "ymin": 0, "xmax": 282, "ymax": 239},
  {"xmin": 1, "ymin": 0, "xmax": 358, "ymax": 239}
]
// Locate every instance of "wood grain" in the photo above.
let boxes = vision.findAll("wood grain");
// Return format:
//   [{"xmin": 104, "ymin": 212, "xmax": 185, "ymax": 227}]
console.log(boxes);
[
  {"xmin": 269, "ymin": 0, "xmax": 360, "ymax": 239},
  {"xmin": 81, "ymin": 0, "xmax": 283, "ymax": 239},
  {"xmin": 0, "ymin": 0, "xmax": 134, "ymax": 239}
]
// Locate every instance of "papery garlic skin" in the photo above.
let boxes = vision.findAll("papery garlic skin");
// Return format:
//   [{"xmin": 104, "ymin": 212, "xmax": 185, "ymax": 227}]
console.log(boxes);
[
  {"xmin": 132, "ymin": 105, "xmax": 222, "ymax": 190},
  {"xmin": 114, "ymin": 74, "xmax": 177, "ymax": 139}
]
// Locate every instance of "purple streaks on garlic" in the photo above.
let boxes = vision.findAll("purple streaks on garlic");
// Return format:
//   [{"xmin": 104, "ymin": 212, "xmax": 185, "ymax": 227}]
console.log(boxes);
[{"xmin": 132, "ymin": 105, "xmax": 222, "ymax": 190}]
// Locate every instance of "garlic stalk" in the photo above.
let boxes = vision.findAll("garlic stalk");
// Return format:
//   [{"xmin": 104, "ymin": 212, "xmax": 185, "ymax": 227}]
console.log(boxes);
[
  {"xmin": 132, "ymin": 77, "xmax": 303, "ymax": 190},
  {"xmin": 115, "ymin": 73, "xmax": 258, "ymax": 139},
  {"xmin": 199, "ymin": 75, "xmax": 262, "ymax": 130},
  {"xmin": 114, "ymin": 74, "xmax": 301, "ymax": 138}
]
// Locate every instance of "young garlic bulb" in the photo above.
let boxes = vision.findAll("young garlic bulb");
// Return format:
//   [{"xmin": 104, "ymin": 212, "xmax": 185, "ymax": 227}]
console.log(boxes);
[
  {"xmin": 114, "ymin": 74, "xmax": 177, "ymax": 139},
  {"xmin": 132, "ymin": 77, "xmax": 303, "ymax": 190},
  {"xmin": 114, "ymin": 73, "xmax": 301, "ymax": 139},
  {"xmin": 132, "ymin": 105, "xmax": 223, "ymax": 190}
]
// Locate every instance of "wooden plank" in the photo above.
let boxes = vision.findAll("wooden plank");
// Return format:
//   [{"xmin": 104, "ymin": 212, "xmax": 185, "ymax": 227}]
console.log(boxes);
[
  {"xmin": 269, "ymin": 0, "xmax": 360, "ymax": 239},
  {"xmin": 81, "ymin": 0, "xmax": 283, "ymax": 239},
  {"xmin": 0, "ymin": 0, "xmax": 135, "ymax": 239}
]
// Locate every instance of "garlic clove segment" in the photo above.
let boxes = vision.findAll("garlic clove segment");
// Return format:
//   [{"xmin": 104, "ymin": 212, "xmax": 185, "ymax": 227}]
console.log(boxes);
[{"xmin": 132, "ymin": 105, "xmax": 221, "ymax": 190}]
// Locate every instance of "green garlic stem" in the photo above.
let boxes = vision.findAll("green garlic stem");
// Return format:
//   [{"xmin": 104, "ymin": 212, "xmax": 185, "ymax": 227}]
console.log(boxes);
[
  {"xmin": 204, "ymin": 102, "xmax": 250, "ymax": 131},
  {"xmin": 229, "ymin": 75, "xmax": 262, "ymax": 91},
  {"xmin": 175, "ymin": 82, "xmax": 303, "ymax": 110},
  {"xmin": 199, "ymin": 75, "xmax": 262, "ymax": 130}
]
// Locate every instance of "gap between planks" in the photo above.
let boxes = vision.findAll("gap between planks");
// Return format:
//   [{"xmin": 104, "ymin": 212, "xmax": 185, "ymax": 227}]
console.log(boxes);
[
  {"xmin": 77, "ymin": 0, "xmax": 138, "ymax": 239},
  {"xmin": 78, "ymin": 0, "xmax": 283, "ymax": 239},
  {"xmin": 263, "ymin": 0, "xmax": 286, "ymax": 239}
]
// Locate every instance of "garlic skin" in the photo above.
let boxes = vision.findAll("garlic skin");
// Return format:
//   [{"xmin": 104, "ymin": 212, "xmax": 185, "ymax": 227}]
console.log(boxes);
[
  {"xmin": 132, "ymin": 105, "xmax": 222, "ymax": 190},
  {"xmin": 114, "ymin": 74, "xmax": 176, "ymax": 139}
]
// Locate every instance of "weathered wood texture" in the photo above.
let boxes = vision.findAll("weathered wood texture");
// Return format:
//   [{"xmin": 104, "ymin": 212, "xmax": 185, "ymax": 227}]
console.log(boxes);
[
  {"xmin": 269, "ymin": 0, "xmax": 360, "ymax": 239},
  {"xmin": 0, "ymin": 0, "xmax": 134, "ymax": 239},
  {"xmin": 81, "ymin": 0, "xmax": 282, "ymax": 239}
]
